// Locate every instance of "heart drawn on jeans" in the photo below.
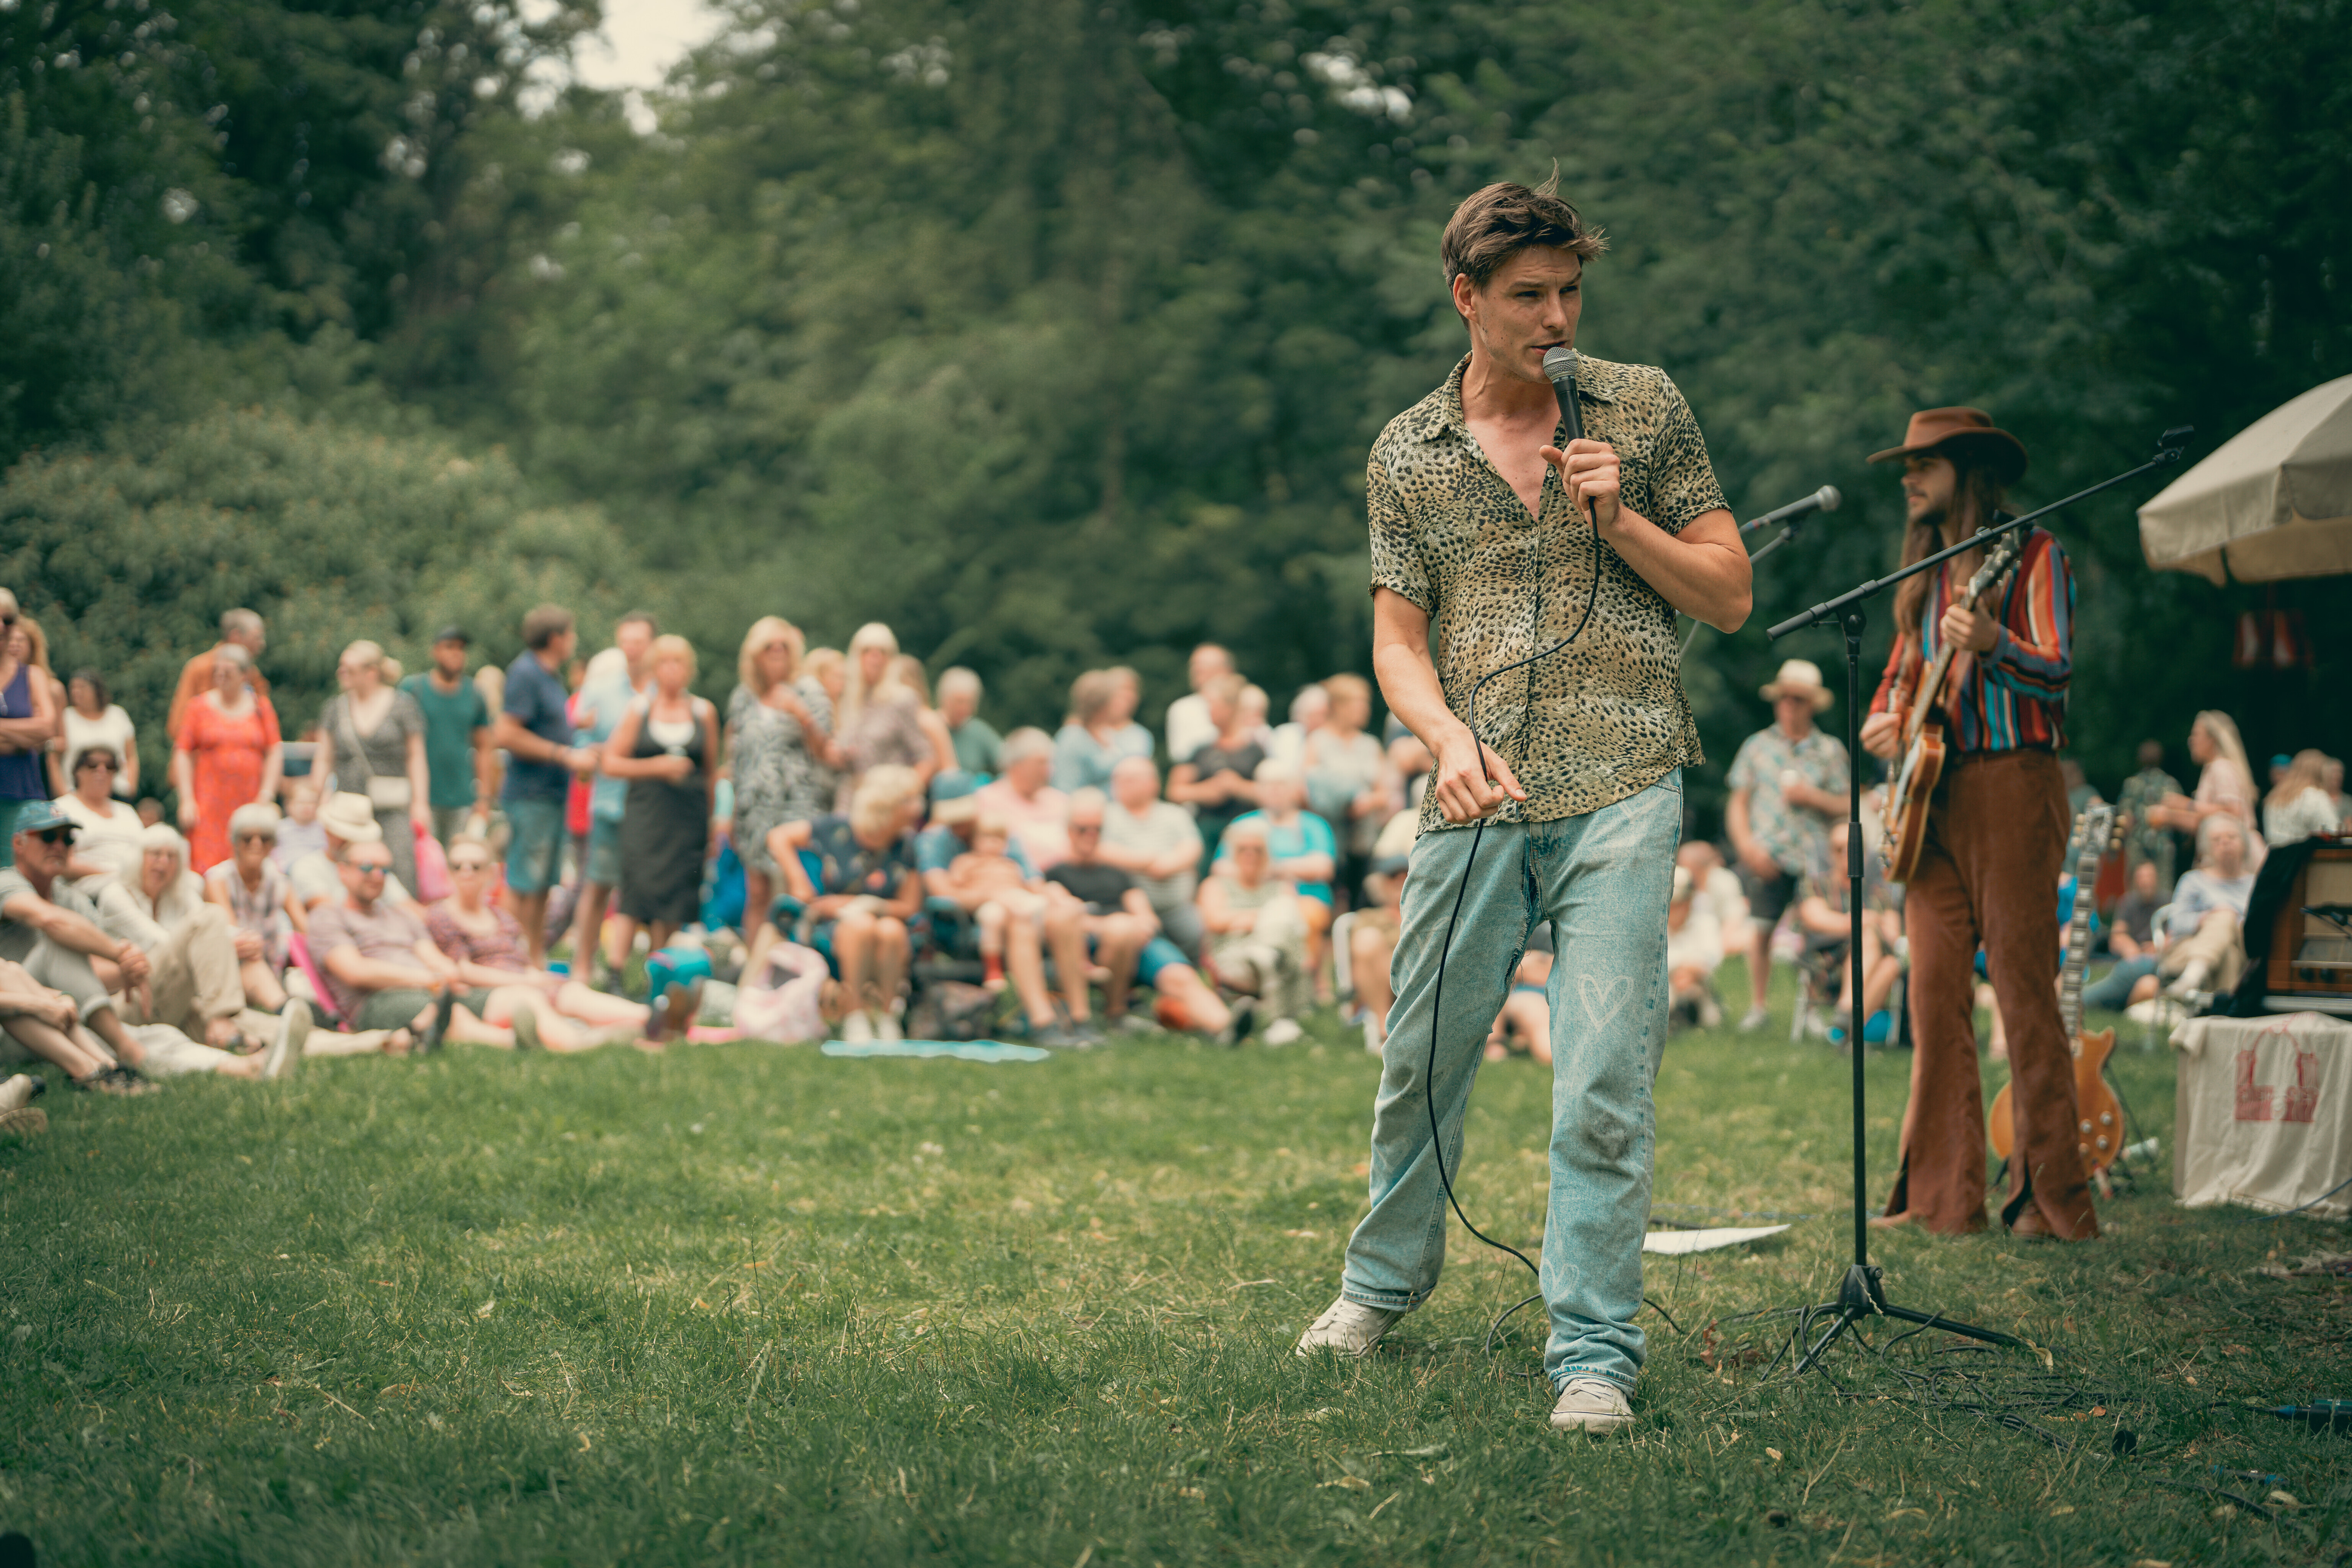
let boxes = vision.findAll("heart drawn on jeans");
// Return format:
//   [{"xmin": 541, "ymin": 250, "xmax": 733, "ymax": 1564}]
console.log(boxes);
[{"xmin": 1578, "ymin": 973, "xmax": 1632, "ymax": 1032}]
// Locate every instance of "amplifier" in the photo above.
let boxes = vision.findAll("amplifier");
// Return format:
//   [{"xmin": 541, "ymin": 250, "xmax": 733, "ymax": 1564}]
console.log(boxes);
[{"xmin": 2265, "ymin": 841, "xmax": 2352, "ymax": 1000}]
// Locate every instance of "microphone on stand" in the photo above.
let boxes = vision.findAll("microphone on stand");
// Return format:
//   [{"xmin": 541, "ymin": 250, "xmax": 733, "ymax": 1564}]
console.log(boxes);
[{"xmin": 1741, "ymin": 484, "xmax": 1842, "ymax": 533}]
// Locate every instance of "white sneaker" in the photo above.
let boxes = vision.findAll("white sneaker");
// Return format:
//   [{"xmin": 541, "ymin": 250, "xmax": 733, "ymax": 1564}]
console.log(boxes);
[
  {"xmin": 1548, "ymin": 1375, "xmax": 1634, "ymax": 1434},
  {"xmin": 875, "ymin": 1007, "xmax": 903, "ymax": 1042},
  {"xmin": 0, "ymin": 1073, "xmax": 38, "ymax": 1111},
  {"xmin": 1738, "ymin": 1005, "xmax": 1769, "ymax": 1032},
  {"xmin": 840, "ymin": 1010, "xmax": 874, "ymax": 1044},
  {"xmin": 263, "ymin": 1000, "xmax": 312, "ymax": 1081},
  {"xmin": 1264, "ymin": 1017, "xmax": 1304, "ymax": 1047},
  {"xmin": 1361, "ymin": 1015, "xmax": 1384, "ymax": 1056},
  {"xmin": 1295, "ymin": 1296, "xmax": 1402, "ymax": 1358}
]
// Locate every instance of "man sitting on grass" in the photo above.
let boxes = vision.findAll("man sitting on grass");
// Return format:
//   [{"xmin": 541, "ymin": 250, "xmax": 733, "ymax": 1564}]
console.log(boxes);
[
  {"xmin": 1048, "ymin": 789, "xmax": 1231, "ymax": 1041},
  {"xmin": 307, "ymin": 841, "xmax": 521, "ymax": 1052}
]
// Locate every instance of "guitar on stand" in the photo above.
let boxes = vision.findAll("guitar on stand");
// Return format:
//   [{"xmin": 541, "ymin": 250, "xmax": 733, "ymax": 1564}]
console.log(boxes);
[
  {"xmin": 1989, "ymin": 802, "xmax": 2127, "ymax": 1194},
  {"xmin": 1880, "ymin": 528, "xmax": 2029, "ymax": 883}
]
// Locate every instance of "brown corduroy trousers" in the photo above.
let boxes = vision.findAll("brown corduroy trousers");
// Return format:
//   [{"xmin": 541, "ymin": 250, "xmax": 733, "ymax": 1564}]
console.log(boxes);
[{"xmin": 1885, "ymin": 748, "xmax": 2099, "ymax": 1238}]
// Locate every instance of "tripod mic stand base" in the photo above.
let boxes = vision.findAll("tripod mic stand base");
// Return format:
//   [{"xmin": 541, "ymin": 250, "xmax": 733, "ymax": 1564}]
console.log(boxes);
[{"xmin": 1793, "ymin": 1264, "xmax": 2023, "ymax": 1374}]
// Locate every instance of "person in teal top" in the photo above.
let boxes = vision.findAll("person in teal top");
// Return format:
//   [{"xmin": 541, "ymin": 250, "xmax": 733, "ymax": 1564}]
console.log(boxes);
[
  {"xmin": 398, "ymin": 627, "xmax": 492, "ymax": 848},
  {"xmin": 1214, "ymin": 761, "xmax": 1338, "ymax": 906}
]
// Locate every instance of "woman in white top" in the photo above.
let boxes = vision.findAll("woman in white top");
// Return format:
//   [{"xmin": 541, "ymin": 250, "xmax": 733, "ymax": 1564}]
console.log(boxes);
[
  {"xmin": 2263, "ymin": 748, "xmax": 2340, "ymax": 848},
  {"xmin": 49, "ymin": 669, "xmax": 137, "ymax": 799},
  {"xmin": 2152, "ymin": 710, "xmax": 2265, "ymax": 872},
  {"xmin": 54, "ymin": 742, "xmax": 147, "ymax": 880}
]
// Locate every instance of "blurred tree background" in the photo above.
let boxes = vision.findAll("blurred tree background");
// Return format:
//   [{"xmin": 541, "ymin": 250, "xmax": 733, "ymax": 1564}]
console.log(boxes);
[{"xmin": 3, "ymin": 0, "xmax": 2345, "ymax": 826}]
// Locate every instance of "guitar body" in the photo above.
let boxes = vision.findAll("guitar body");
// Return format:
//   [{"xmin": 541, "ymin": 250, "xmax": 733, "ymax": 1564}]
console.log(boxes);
[
  {"xmin": 1988, "ymin": 1026, "xmax": 2124, "ymax": 1173},
  {"xmin": 1883, "ymin": 720, "xmax": 1946, "ymax": 884}
]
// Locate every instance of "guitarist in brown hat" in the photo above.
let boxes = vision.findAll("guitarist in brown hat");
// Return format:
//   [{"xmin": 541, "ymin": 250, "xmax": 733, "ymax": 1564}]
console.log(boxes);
[{"xmin": 1857, "ymin": 408, "xmax": 2098, "ymax": 1241}]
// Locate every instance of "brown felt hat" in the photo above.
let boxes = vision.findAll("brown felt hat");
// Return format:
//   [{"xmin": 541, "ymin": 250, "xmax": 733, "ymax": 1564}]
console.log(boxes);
[{"xmin": 1868, "ymin": 407, "xmax": 2029, "ymax": 487}]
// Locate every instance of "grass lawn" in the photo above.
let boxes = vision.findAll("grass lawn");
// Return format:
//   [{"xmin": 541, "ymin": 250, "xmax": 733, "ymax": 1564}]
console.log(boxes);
[{"xmin": 3, "ymin": 958, "xmax": 2346, "ymax": 1565}]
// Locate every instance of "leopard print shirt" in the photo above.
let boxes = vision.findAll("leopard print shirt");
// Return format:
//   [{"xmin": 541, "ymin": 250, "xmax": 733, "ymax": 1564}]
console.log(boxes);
[{"xmin": 1369, "ymin": 353, "xmax": 1729, "ymax": 831}]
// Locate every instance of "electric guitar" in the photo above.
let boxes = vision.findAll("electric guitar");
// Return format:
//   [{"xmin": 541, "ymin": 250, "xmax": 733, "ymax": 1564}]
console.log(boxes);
[
  {"xmin": 1988, "ymin": 802, "xmax": 2125, "ymax": 1178},
  {"xmin": 1880, "ymin": 529, "xmax": 2029, "ymax": 883}
]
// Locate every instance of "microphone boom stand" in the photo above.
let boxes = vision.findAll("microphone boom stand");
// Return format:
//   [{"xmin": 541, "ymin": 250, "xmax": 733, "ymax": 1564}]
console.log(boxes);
[{"xmin": 1764, "ymin": 427, "xmax": 2189, "ymax": 1374}]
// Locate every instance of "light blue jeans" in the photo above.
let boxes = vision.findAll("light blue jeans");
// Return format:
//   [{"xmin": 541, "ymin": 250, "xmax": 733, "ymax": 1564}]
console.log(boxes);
[{"xmin": 1340, "ymin": 771, "xmax": 1681, "ymax": 1392}]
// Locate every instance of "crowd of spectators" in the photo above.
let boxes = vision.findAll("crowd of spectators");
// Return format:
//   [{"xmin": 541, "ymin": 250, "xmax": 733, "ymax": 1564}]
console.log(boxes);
[{"xmin": 0, "ymin": 584, "xmax": 2341, "ymax": 1124}]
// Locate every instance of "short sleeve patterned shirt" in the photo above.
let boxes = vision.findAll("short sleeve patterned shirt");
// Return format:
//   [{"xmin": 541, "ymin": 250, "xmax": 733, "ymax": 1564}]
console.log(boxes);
[{"xmin": 1369, "ymin": 353, "xmax": 1729, "ymax": 830}]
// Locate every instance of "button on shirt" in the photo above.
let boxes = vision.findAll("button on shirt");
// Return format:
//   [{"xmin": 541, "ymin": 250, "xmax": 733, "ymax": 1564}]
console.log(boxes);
[
  {"xmin": 1369, "ymin": 354, "xmax": 1729, "ymax": 830},
  {"xmin": 1726, "ymin": 725, "xmax": 1851, "ymax": 878}
]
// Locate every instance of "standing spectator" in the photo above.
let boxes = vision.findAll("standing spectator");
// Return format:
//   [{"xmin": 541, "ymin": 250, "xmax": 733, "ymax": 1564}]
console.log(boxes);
[
  {"xmin": 1196, "ymin": 818, "xmax": 1309, "ymax": 1044},
  {"xmin": 1724, "ymin": 659, "xmax": 1849, "ymax": 1031},
  {"xmin": 493, "ymin": 605, "xmax": 591, "ymax": 967},
  {"xmin": 1304, "ymin": 673, "xmax": 1395, "ymax": 901},
  {"xmin": 1052, "ymin": 667, "xmax": 1154, "ymax": 792},
  {"xmin": 799, "ymin": 647, "xmax": 849, "ymax": 813},
  {"xmin": 2114, "ymin": 739, "xmax": 2184, "ymax": 892},
  {"xmin": 1166, "ymin": 674, "xmax": 1264, "ymax": 861},
  {"xmin": 1236, "ymin": 684, "xmax": 1274, "ymax": 752},
  {"xmin": 1097, "ymin": 755, "xmax": 1205, "ymax": 956},
  {"xmin": 601, "ymin": 635, "xmax": 720, "ymax": 958},
  {"xmin": 2151, "ymin": 710, "xmax": 2266, "ymax": 873},
  {"xmin": 0, "ymin": 589, "xmax": 59, "ymax": 866},
  {"xmin": 11, "ymin": 616, "xmax": 65, "ymax": 716},
  {"xmin": 400, "ymin": 627, "xmax": 494, "ymax": 848},
  {"xmin": 769, "ymin": 766, "xmax": 927, "ymax": 1042},
  {"xmin": 889, "ymin": 655, "xmax": 962, "ymax": 786},
  {"xmin": 171, "ymin": 645, "xmax": 284, "ymax": 874},
  {"xmin": 471, "ymin": 663, "xmax": 507, "ymax": 808},
  {"xmin": 974, "ymin": 728, "xmax": 1072, "ymax": 871},
  {"xmin": 1164, "ymin": 642, "xmax": 1232, "ymax": 766},
  {"xmin": 205, "ymin": 803, "xmax": 301, "ymax": 1015},
  {"xmin": 1216, "ymin": 761, "xmax": 1337, "ymax": 996},
  {"xmin": 938, "ymin": 666, "xmax": 1001, "ymax": 780},
  {"xmin": 307, "ymin": 840, "xmax": 518, "ymax": 1051},
  {"xmin": 165, "ymin": 608, "xmax": 270, "ymax": 744},
  {"xmin": 1050, "ymin": 788, "xmax": 1232, "ymax": 1039},
  {"xmin": 2264, "ymin": 749, "xmax": 2339, "ymax": 848},
  {"xmin": 2324, "ymin": 755, "xmax": 2350, "ymax": 826},
  {"xmin": 50, "ymin": 669, "xmax": 137, "ymax": 800},
  {"xmin": 1267, "ymin": 683, "xmax": 1330, "ymax": 771},
  {"xmin": 567, "ymin": 614, "xmax": 656, "ymax": 982},
  {"xmin": 55, "ymin": 744, "xmax": 147, "ymax": 875},
  {"xmin": 727, "ymin": 617, "xmax": 833, "ymax": 939},
  {"xmin": 314, "ymin": 641, "xmax": 430, "ymax": 893},
  {"xmin": 835, "ymin": 624, "xmax": 938, "ymax": 800}
]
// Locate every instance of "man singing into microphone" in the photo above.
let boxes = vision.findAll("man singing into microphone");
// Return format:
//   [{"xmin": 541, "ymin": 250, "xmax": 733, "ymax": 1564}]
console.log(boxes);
[{"xmin": 1295, "ymin": 179, "xmax": 1751, "ymax": 1434}]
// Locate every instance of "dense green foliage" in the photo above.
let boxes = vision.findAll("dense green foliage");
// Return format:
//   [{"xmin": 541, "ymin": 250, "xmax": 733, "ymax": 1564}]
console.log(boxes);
[
  {"xmin": 3, "ymin": 0, "xmax": 2348, "ymax": 822},
  {"xmin": 4, "ymin": 968, "xmax": 2347, "ymax": 1563}
]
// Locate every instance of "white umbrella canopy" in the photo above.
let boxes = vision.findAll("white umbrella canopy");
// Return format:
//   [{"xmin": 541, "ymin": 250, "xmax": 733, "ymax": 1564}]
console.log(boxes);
[{"xmin": 2138, "ymin": 374, "xmax": 2352, "ymax": 584}]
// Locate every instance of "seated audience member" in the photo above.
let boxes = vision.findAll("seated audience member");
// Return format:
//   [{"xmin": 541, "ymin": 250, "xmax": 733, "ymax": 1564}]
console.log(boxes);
[
  {"xmin": 55, "ymin": 743, "xmax": 147, "ymax": 873},
  {"xmin": 1346, "ymin": 810, "xmax": 1416, "ymax": 1055},
  {"xmin": 1666, "ymin": 866, "xmax": 1726, "ymax": 1031},
  {"xmin": 918, "ymin": 796, "xmax": 1093, "ymax": 1046},
  {"xmin": 2151, "ymin": 709, "xmax": 2265, "ymax": 874},
  {"xmin": 1389, "ymin": 732, "xmax": 1433, "ymax": 816},
  {"xmin": 1049, "ymin": 789, "xmax": 1231, "ymax": 1040},
  {"xmin": 941, "ymin": 815, "xmax": 1050, "ymax": 992},
  {"xmin": 2325, "ymin": 755, "xmax": 2349, "ymax": 826},
  {"xmin": 1677, "ymin": 840, "xmax": 1753, "ymax": 955},
  {"xmin": 1096, "ymin": 756, "xmax": 1204, "ymax": 956},
  {"xmin": 205, "ymin": 804, "xmax": 302, "ymax": 1013},
  {"xmin": 1167, "ymin": 674, "xmax": 1264, "ymax": 861},
  {"xmin": 307, "ymin": 840, "xmax": 520, "ymax": 1051},
  {"xmin": 1196, "ymin": 818, "xmax": 1309, "ymax": 1044},
  {"xmin": 2264, "ymin": 749, "xmax": 2339, "ymax": 847},
  {"xmin": 1795, "ymin": 820, "xmax": 1903, "ymax": 1047},
  {"xmin": 2158, "ymin": 815, "xmax": 2258, "ymax": 999},
  {"xmin": 937, "ymin": 666, "xmax": 1002, "ymax": 781},
  {"xmin": 425, "ymin": 837, "xmax": 649, "ymax": 1050},
  {"xmin": 289, "ymin": 793, "xmax": 413, "ymax": 912},
  {"xmin": 272, "ymin": 778, "xmax": 327, "ymax": 869},
  {"xmin": 51, "ymin": 668, "xmax": 137, "ymax": 800},
  {"xmin": 100, "ymin": 823, "xmax": 300, "ymax": 1055},
  {"xmin": 1487, "ymin": 926, "xmax": 1554, "ymax": 1062},
  {"xmin": 974, "ymin": 728, "xmax": 1072, "ymax": 872},
  {"xmin": 1214, "ymin": 761, "xmax": 1335, "ymax": 999},
  {"xmin": 0, "ymin": 804, "xmax": 291, "ymax": 1086},
  {"xmin": 1236, "ymin": 684, "xmax": 1274, "ymax": 751},
  {"xmin": 2105, "ymin": 859, "xmax": 2162, "ymax": 962},
  {"xmin": 1267, "ymin": 683, "xmax": 1329, "ymax": 772},
  {"xmin": 768, "ymin": 765, "xmax": 927, "ymax": 1043},
  {"xmin": 1303, "ymin": 673, "xmax": 1395, "ymax": 898},
  {"xmin": 1052, "ymin": 667, "xmax": 1155, "ymax": 793}
]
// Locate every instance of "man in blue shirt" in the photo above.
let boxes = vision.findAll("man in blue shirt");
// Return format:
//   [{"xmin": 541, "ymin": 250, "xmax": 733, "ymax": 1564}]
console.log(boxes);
[{"xmin": 492, "ymin": 604, "xmax": 587, "ymax": 965}]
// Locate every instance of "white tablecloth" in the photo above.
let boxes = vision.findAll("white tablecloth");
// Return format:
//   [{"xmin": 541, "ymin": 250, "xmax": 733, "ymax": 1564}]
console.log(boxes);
[{"xmin": 2171, "ymin": 1011, "xmax": 2352, "ymax": 1219}]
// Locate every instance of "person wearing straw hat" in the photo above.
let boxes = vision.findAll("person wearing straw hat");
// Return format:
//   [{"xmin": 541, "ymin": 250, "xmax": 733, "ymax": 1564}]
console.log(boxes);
[
  {"xmin": 1725, "ymin": 658, "xmax": 1849, "ymax": 1031},
  {"xmin": 287, "ymin": 792, "xmax": 413, "ymax": 914},
  {"xmin": 1855, "ymin": 407, "xmax": 2096, "ymax": 1243}
]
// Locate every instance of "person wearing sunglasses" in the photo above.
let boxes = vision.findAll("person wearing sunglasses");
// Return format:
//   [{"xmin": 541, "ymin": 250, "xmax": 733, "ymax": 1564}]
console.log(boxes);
[
  {"xmin": 0, "ymin": 802, "xmax": 167, "ymax": 1092},
  {"xmin": 423, "ymin": 836, "xmax": 650, "ymax": 1050},
  {"xmin": 0, "ymin": 589, "xmax": 60, "ymax": 869},
  {"xmin": 54, "ymin": 744, "xmax": 148, "ymax": 880},
  {"xmin": 203, "ymin": 803, "xmax": 304, "ymax": 1017},
  {"xmin": 48, "ymin": 668, "xmax": 138, "ymax": 801},
  {"xmin": 307, "ymin": 841, "xmax": 521, "ymax": 1052}
]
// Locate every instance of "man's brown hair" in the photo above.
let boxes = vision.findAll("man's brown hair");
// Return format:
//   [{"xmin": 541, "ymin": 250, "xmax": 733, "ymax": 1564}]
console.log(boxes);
[
  {"xmin": 1440, "ymin": 174, "xmax": 1607, "ymax": 291},
  {"xmin": 521, "ymin": 603, "xmax": 574, "ymax": 651}
]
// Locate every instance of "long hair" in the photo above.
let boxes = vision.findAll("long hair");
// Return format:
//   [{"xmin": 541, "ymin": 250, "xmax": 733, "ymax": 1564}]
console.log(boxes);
[
  {"xmin": 2193, "ymin": 710, "xmax": 2256, "ymax": 811},
  {"xmin": 1891, "ymin": 461, "xmax": 2008, "ymax": 646},
  {"xmin": 839, "ymin": 622, "xmax": 900, "ymax": 727},
  {"xmin": 2267, "ymin": 747, "xmax": 2330, "ymax": 810},
  {"xmin": 736, "ymin": 616, "xmax": 803, "ymax": 698}
]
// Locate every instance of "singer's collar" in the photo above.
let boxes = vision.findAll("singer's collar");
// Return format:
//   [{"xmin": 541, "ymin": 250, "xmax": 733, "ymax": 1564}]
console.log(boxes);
[{"xmin": 1419, "ymin": 352, "xmax": 1624, "ymax": 443}]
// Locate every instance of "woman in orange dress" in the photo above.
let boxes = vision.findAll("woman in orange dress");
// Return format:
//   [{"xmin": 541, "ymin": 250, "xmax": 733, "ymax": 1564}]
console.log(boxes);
[{"xmin": 171, "ymin": 644, "xmax": 284, "ymax": 871}]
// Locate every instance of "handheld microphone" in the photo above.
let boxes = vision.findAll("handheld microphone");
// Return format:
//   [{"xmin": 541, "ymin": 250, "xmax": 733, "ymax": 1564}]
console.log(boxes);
[
  {"xmin": 1740, "ymin": 484, "xmax": 1842, "ymax": 534},
  {"xmin": 1540, "ymin": 346, "xmax": 1584, "ymax": 444}
]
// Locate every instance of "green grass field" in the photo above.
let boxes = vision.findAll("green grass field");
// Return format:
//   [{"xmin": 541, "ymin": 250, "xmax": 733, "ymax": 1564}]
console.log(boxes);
[{"xmin": 3, "ymin": 960, "xmax": 2346, "ymax": 1566}]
